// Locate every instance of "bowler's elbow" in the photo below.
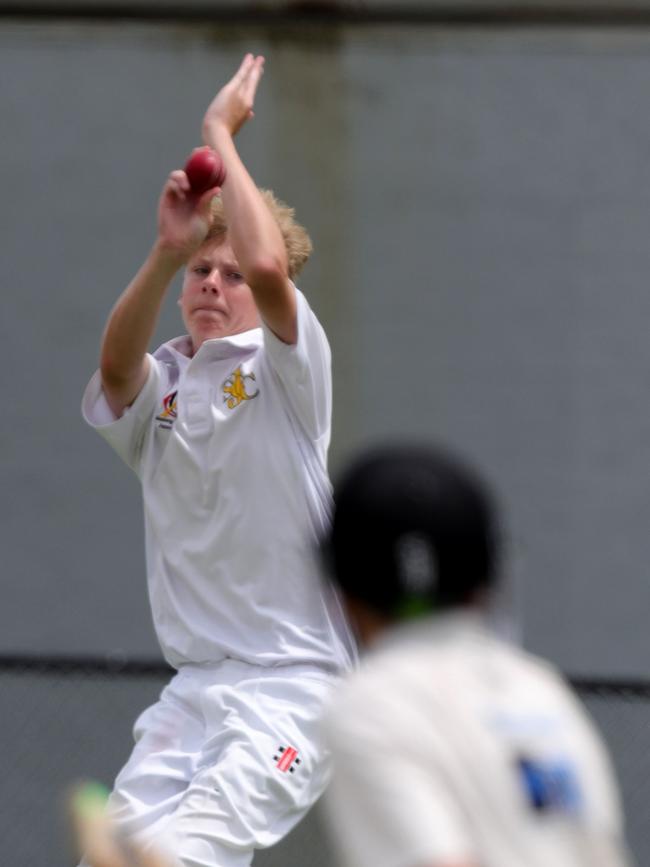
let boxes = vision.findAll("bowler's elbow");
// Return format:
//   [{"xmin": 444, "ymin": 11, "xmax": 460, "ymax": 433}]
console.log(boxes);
[
  {"xmin": 248, "ymin": 261, "xmax": 297, "ymax": 345},
  {"xmin": 247, "ymin": 254, "xmax": 289, "ymax": 292}
]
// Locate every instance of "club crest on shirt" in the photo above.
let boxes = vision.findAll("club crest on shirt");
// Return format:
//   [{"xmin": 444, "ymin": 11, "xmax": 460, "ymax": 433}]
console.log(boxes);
[
  {"xmin": 273, "ymin": 745, "xmax": 301, "ymax": 774},
  {"xmin": 222, "ymin": 365, "xmax": 259, "ymax": 410},
  {"xmin": 155, "ymin": 390, "xmax": 178, "ymax": 430}
]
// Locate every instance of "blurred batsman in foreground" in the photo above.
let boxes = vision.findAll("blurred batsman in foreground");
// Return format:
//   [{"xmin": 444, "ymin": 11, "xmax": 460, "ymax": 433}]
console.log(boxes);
[
  {"xmin": 321, "ymin": 444, "xmax": 633, "ymax": 867},
  {"xmin": 80, "ymin": 54, "xmax": 354, "ymax": 867}
]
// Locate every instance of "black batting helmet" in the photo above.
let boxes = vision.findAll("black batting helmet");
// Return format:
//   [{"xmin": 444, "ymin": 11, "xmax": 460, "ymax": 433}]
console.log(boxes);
[{"xmin": 325, "ymin": 443, "xmax": 500, "ymax": 619}]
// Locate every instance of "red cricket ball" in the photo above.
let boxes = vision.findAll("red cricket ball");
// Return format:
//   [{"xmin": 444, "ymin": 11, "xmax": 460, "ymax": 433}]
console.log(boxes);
[{"xmin": 183, "ymin": 148, "xmax": 226, "ymax": 193}]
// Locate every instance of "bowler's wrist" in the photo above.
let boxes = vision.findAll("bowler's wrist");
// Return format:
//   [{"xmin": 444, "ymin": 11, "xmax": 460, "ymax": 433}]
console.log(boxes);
[
  {"xmin": 151, "ymin": 239, "xmax": 191, "ymax": 271},
  {"xmin": 203, "ymin": 119, "xmax": 234, "ymax": 150}
]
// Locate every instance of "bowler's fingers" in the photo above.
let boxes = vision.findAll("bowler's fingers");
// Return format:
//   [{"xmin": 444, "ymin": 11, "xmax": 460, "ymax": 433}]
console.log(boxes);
[
  {"xmin": 240, "ymin": 55, "xmax": 265, "ymax": 106},
  {"xmin": 165, "ymin": 170, "xmax": 191, "ymax": 199},
  {"xmin": 195, "ymin": 186, "xmax": 220, "ymax": 219},
  {"xmin": 231, "ymin": 52, "xmax": 256, "ymax": 87}
]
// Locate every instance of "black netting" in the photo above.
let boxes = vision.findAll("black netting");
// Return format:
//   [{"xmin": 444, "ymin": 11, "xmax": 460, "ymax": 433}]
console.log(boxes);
[
  {"xmin": 0, "ymin": 659, "xmax": 333, "ymax": 867},
  {"xmin": 0, "ymin": 660, "xmax": 644, "ymax": 866},
  {"xmin": 575, "ymin": 684, "xmax": 650, "ymax": 865}
]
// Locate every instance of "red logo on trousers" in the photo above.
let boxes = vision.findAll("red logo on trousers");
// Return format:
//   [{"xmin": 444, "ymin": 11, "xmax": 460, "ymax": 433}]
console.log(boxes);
[{"xmin": 274, "ymin": 745, "xmax": 301, "ymax": 773}]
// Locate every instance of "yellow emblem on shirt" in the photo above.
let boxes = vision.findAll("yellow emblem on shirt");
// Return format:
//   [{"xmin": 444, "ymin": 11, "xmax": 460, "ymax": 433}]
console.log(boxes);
[{"xmin": 223, "ymin": 365, "xmax": 260, "ymax": 410}]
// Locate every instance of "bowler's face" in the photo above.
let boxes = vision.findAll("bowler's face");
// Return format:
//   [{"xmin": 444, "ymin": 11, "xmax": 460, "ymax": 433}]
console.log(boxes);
[{"xmin": 180, "ymin": 238, "xmax": 260, "ymax": 352}]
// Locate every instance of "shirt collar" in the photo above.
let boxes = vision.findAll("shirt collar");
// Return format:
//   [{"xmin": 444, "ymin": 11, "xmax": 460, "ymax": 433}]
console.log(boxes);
[
  {"xmin": 370, "ymin": 608, "xmax": 490, "ymax": 656},
  {"xmin": 155, "ymin": 328, "xmax": 264, "ymax": 363}
]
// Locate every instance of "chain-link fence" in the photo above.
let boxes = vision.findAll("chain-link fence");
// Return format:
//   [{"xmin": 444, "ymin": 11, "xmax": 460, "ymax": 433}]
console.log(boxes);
[
  {"xmin": 0, "ymin": 657, "xmax": 335, "ymax": 867},
  {"xmin": 572, "ymin": 680, "xmax": 650, "ymax": 865},
  {"xmin": 1, "ymin": 658, "xmax": 646, "ymax": 866}
]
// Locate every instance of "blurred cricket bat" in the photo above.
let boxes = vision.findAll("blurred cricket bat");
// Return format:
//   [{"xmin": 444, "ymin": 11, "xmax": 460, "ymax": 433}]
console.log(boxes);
[{"xmin": 68, "ymin": 781, "xmax": 171, "ymax": 867}]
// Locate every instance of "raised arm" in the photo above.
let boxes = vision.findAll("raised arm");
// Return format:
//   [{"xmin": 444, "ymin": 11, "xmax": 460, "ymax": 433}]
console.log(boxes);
[
  {"xmin": 202, "ymin": 54, "xmax": 297, "ymax": 345},
  {"xmin": 100, "ymin": 171, "xmax": 217, "ymax": 417}
]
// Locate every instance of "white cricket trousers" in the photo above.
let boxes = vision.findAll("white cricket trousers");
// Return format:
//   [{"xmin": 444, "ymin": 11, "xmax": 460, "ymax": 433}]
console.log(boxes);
[{"xmin": 82, "ymin": 659, "xmax": 339, "ymax": 867}]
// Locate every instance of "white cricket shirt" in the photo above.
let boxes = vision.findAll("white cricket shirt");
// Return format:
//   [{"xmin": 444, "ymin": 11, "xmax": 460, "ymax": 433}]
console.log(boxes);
[
  {"xmin": 82, "ymin": 289, "xmax": 354, "ymax": 671},
  {"xmin": 323, "ymin": 612, "xmax": 632, "ymax": 867}
]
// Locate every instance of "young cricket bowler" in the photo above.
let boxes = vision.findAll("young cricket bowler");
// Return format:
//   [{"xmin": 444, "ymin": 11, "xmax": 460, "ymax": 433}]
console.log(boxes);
[{"xmin": 81, "ymin": 54, "xmax": 354, "ymax": 867}]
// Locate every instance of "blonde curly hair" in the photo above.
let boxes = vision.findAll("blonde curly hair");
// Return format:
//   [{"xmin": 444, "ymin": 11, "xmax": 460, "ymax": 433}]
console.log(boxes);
[{"xmin": 205, "ymin": 189, "xmax": 313, "ymax": 280}]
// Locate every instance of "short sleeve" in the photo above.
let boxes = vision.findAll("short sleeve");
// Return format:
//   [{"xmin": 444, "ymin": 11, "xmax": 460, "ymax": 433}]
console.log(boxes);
[
  {"xmin": 323, "ymin": 690, "xmax": 474, "ymax": 867},
  {"xmin": 81, "ymin": 355, "xmax": 163, "ymax": 476},
  {"xmin": 261, "ymin": 287, "xmax": 331, "ymax": 445}
]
